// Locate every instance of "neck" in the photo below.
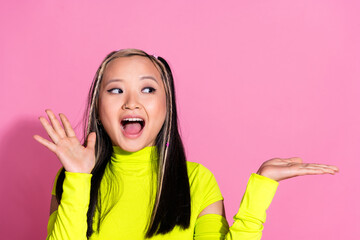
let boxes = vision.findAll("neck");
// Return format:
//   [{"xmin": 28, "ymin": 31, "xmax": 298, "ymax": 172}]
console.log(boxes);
[
  {"xmin": 110, "ymin": 145, "xmax": 158, "ymax": 177},
  {"xmin": 111, "ymin": 145, "xmax": 158, "ymax": 162}
]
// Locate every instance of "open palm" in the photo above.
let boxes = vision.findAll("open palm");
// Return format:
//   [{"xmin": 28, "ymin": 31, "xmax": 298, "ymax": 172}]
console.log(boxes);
[
  {"xmin": 257, "ymin": 157, "xmax": 339, "ymax": 181},
  {"xmin": 33, "ymin": 109, "xmax": 96, "ymax": 173}
]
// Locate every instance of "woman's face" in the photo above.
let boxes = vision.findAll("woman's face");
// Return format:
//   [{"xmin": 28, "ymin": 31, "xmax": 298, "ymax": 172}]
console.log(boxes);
[{"xmin": 98, "ymin": 56, "xmax": 167, "ymax": 152}]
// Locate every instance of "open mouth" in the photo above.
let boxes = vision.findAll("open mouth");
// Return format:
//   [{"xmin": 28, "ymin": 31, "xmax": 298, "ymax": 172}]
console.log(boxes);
[{"xmin": 121, "ymin": 118, "xmax": 145, "ymax": 135}]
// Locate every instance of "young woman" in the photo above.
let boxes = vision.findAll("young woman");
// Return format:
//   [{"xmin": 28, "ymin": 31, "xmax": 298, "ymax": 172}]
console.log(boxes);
[{"xmin": 33, "ymin": 48, "xmax": 339, "ymax": 239}]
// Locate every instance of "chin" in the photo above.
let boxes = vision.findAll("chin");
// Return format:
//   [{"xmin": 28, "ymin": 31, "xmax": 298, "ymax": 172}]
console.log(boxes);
[{"xmin": 116, "ymin": 142, "xmax": 148, "ymax": 153}]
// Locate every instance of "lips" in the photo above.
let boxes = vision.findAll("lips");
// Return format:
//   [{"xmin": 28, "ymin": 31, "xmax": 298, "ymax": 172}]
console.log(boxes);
[{"xmin": 120, "ymin": 115, "xmax": 146, "ymax": 138}]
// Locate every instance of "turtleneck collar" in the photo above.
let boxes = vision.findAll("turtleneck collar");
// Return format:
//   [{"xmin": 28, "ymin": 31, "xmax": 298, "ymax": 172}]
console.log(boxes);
[{"xmin": 111, "ymin": 145, "xmax": 158, "ymax": 164}]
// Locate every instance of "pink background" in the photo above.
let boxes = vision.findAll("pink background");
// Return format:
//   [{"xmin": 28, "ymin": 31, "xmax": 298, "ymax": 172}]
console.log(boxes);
[{"xmin": 1, "ymin": 0, "xmax": 359, "ymax": 239}]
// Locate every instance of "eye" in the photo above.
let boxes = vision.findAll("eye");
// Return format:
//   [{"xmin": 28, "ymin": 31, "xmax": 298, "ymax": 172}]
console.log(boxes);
[
  {"xmin": 108, "ymin": 88, "xmax": 123, "ymax": 94},
  {"xmin": 142, "ymin": 87, "xmax": 156, "ymax": 93}
]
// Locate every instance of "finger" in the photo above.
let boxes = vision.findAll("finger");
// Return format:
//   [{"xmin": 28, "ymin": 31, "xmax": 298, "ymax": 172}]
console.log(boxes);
[
  {"xmin": 45, "ymin": 109, "xmax": 66, "ymax": 138},
  {"xmin": 59, "ymin": 113, "xmax": 76, "ymax": 137},
  {"xmin": 86, "ymin": 132, "xmax": 96, "ymax": 152},
  {"xmin": 313, "ymin": 164, "xmax": 339, "ymax": 172},
  {"xmin": 292, "ymin": 160, "xmax": 339, "ymax": 172},
  {"xmin": 39, "ymin": 116, "xmax": 60, "ymax": 144},
  {"xmin": 330, "ymin": 165, "xmax": 339, "ymax": 172},
  {"xmin": 296, "ymin": 168, "xmax": 333, "ymax": 176},
  {"xmin": 298, "ymin": 166, "xmax": 337, "ymax": 175},
  {"xmin": 261, "ymin": 158, "xmax": 289, "ymax": 167},
  {"xmin": 310, "ymin": 164, "xmax": 339, "ymax": 171},
  {"xmin": 301, "ymin": 163, "xmax": 339, "ymax": 171},
  {"xmin": 284, "ymin": 157, "xmax": 303, "ymax": 163},
  {"xmin": 33, "ymin": 134, "xmax": 57, "ymax": 152}
]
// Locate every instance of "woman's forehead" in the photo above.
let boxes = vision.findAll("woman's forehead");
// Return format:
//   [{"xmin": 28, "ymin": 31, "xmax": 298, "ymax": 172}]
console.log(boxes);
[
  {"xmin": 99, "ymin": 56, "xmax": 163, "ymax": 91},
  {"xmin": 103, "ymin": 56, "xmax": 161, "ymax": 80}
]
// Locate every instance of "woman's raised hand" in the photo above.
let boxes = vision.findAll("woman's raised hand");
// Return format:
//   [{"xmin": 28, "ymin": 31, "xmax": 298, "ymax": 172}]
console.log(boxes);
[
  {"xmin": 33, "ymin": 109, "xmax": 96, "ymax": 174},
  {"xmin": 256, "ymin": 157, "xmax": 339, "ymax": 182}
]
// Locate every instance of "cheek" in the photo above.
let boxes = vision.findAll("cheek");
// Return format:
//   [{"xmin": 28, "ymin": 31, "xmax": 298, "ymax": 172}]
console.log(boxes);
[
  {"xmin": 158, "ymin": 95, "xmax": 167, "ymax": 120},
  {"xmin": 147, "ymin": 96, "xmax": 167, "ymax": 123},
  {"xmin": 98, "ymin": 97, "xmax": 114, "ymax": 123},
  {"xmin": 98, "ymin": 98, "xmax": 118, "ymax": 140}
]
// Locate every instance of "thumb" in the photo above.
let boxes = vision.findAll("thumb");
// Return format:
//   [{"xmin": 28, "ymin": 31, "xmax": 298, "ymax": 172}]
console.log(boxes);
[
  {"xmin": 286, "ymin": 157, "xmax": 303, "ymax": 163},
  {"xmin": 86, "ymin": 132, "xmax": 96, "ymax": 151}
]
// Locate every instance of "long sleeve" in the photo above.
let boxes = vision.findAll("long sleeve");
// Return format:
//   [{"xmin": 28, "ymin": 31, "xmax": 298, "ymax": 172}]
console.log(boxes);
[
  {"xmin": 194, "ymin": 173, "xmax": 278, "ymax": 240},
  {"xmin": 46, "ymin": 171, "xmax": 92, "ymax": 240}
]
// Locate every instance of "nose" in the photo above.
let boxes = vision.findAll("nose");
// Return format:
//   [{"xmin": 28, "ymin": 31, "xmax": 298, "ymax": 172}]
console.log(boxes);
[{"xmin": 122, "ymin": 92, "xmax": 140, "ymax": 110}]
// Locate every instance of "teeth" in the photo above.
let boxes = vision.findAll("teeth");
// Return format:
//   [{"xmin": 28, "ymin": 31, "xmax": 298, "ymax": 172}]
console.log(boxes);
[{"xmin": 123, "ymin": 118, "xmax": 143, "ymax": 122}]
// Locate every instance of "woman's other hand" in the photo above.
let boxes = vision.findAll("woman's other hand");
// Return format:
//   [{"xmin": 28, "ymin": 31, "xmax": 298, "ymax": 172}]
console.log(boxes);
[
  {"xmin": 33, "ymin": 109, "xmax": 96, "ymax": 173},
  {"xmin": 256, "ymin": 157, "xmax": 339, "ymax": 182}
]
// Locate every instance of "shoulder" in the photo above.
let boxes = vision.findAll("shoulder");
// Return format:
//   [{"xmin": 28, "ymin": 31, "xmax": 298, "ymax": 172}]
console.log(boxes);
[
  {"xmin": 186, "ymin": 161, "xmax": 215, "ymax": 181},
  {"xmin": 186, "ymin": 161, "xmax": 221, "ymax": 192}
]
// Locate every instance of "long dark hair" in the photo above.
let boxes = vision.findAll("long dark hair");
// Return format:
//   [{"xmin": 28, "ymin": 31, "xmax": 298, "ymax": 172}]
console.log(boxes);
[{"xmin": 55, "ymin": 49, "xmax": 191, "ymax": 238}]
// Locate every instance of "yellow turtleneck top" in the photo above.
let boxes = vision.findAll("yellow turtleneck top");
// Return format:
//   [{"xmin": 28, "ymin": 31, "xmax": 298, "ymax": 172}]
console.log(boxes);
[{"xmin": 46, "ymin": 145, "xmax": 278, "ymax": 239}]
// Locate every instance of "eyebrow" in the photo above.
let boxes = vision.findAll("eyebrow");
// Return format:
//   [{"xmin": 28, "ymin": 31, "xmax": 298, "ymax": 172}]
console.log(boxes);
[{"xmin": 105, "ymin": 76, "xmax": 158, "ymax": 87}]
